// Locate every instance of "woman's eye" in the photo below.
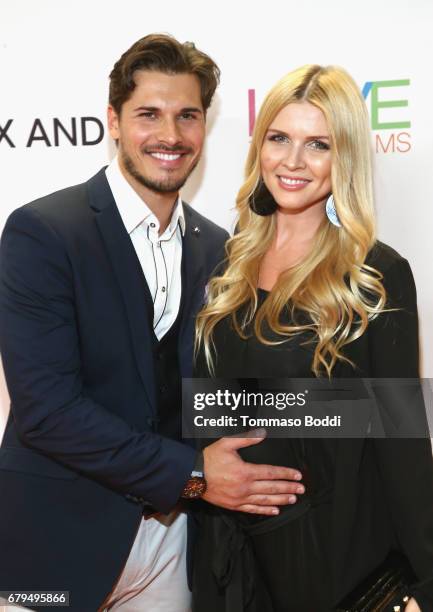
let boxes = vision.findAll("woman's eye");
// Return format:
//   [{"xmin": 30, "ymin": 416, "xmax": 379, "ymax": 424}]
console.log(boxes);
[
  {"xmin": 269, "ymin": 134, "xmax": 289, "ymax": 143},
  {"xmin": 308, "ymin": 140, "xmax": 330, "ymax": 151}
]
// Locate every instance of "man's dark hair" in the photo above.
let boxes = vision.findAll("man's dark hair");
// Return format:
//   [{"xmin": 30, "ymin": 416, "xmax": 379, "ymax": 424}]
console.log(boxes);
[{"xmin": 109, "ymin": 33, "xmax": 220, "ymax": 114}]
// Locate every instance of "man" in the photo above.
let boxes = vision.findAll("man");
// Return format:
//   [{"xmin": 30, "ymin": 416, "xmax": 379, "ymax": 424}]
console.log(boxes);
[{"xmin": 0, "ymin": 34, "xmax": 303, "ymax": 611}]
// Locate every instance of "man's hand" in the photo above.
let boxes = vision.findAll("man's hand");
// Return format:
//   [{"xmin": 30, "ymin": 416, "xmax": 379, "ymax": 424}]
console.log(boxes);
[{"xmin": 202, "ymin": 430, "xmax": 305, "ymax": 515}]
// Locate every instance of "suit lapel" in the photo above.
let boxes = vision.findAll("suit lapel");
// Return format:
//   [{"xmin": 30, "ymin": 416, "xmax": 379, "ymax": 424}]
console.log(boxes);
[
  {"xmin": 178, "ymin": 205, "xmax": 206, "ymax": 377},
  {"xmin": 87, "ymin": 169, "xmax": 157, "ymax": 416}
]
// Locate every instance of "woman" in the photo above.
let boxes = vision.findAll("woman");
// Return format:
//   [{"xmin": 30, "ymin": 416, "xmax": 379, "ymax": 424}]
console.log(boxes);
[{"xmin": 192, "ymin": 65, "xmax": 433, "ymax": 611}]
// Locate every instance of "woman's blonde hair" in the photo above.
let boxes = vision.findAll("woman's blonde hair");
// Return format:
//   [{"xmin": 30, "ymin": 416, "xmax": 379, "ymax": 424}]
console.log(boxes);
[{"xmin": 196, "ymin": 64, "xmax": 386, "ymax": 377}]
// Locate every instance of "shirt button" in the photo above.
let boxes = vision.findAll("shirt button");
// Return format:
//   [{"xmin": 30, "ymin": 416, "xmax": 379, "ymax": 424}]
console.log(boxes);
[
  {"xmin": 161, "ymin": 286, "xmax": 166, "ymax": 293},
  {"xmin": 150, "ymin": 222, "xmax": 156, "ymax": 228}
]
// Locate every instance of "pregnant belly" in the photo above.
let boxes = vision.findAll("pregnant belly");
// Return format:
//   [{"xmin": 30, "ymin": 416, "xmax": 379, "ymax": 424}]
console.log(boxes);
[{"xmin": 238, "ymin": 437, "xmax": 305, "ymax": 470}]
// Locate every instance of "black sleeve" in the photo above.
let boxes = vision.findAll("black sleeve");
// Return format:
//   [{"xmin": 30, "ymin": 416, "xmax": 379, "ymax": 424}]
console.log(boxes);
[{"xmin": 369, "ymin": 257, "xmax": 433, "ymax": 608}]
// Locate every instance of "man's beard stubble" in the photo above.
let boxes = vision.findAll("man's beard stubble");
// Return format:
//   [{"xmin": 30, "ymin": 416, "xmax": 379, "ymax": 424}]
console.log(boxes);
[{"xmin": 122, "ymin": 150, "xmax": 199, "ymax": 195}]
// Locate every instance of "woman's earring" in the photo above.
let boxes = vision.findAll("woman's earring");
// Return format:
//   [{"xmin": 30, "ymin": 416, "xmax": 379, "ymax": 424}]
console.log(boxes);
[
  {"xmin": 249, "ymin": 179, "xmax": 277, "ymax": 216},
  {"xmin": 325, "ymin": 194, "xmax": 342, "ymax": 227}
]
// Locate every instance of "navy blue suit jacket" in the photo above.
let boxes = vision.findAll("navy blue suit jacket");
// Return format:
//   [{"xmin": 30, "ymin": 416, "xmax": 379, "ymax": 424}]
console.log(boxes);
[{"xmin": 0, "ymin": 168, "xmax": 228, "ymax": 611}]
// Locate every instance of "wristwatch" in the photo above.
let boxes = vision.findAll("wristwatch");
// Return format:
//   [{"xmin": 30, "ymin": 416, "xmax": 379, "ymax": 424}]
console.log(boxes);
[{"xmin": 181, "ymin": 451, "xmax": 207, "ymax": 499}]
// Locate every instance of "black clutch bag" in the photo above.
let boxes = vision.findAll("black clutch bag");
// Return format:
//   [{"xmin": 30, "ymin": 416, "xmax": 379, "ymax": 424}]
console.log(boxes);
[{"xmin": 336, "ymin": 552, "xmax": 416, "ymax": 612}]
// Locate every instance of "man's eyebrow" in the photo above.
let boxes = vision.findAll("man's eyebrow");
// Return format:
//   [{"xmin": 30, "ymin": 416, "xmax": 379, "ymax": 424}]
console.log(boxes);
[
  {"xmin": 133, "ymin": 106, "xmax": 160, "ymax": 112},
  {"xmin": 267, "ymin": 128, "xmax": 329, "ymax": 139},
  {"xmin": 180, "ymin": 107, "xmax": 203, "ymax": 114},
  {"xmin": 132, "ymin": 106, "xmax": 203, "ymax": 114}
]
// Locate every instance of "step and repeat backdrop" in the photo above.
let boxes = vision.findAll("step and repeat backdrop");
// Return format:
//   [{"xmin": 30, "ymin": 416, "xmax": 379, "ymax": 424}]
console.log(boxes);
[{"xmin": 1, "ymin": 0, "xmax": 432, "ymax": 434}]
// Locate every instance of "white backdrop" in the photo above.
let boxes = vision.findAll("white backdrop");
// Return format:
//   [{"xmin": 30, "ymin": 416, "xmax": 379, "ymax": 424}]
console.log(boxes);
[{"xmin": 1, "ymin": 0, "xmax": 433, "ymax": 436}]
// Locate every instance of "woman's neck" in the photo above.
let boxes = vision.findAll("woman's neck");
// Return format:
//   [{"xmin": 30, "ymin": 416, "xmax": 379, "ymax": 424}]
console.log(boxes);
[{"xmin": 273, "ymin": 200, "xmax": 325, "ymax": 249}]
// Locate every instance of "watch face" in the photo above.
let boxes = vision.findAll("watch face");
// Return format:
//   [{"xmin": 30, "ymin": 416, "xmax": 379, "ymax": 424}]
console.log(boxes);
[{"xmin": 182, "ymin": 476, "xmax": 207, "ymax": 499}]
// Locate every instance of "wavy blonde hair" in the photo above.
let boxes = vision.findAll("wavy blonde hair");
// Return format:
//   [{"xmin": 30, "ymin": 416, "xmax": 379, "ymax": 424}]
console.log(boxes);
[{"xmin": 196, "ymin": 65, "xmax": 386, "ymax": 377}]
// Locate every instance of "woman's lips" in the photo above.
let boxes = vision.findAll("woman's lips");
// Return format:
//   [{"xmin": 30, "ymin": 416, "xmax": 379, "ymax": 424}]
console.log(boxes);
[{"xmin": 277, "ymin": 176, "xmax": 311, "ymax": 191}]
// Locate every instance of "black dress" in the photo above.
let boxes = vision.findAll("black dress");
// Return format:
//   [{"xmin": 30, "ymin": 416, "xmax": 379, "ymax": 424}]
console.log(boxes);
[
  {"xmin": 193, "ymin": 289, "xmax": 337, "ymax": 611},
  {"xmin": 191, "ymin": 244, "xmax": 433, "ymax": 612}
]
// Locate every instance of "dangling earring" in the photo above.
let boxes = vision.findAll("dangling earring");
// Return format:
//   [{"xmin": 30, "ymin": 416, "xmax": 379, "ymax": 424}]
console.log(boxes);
[
  {"xmin": 325, "ymin": 194, "xmax": 341, "ymax": 227},
  {"xmin": 249, "ymin": 178, "xmax": 277, "ymax": 216}
]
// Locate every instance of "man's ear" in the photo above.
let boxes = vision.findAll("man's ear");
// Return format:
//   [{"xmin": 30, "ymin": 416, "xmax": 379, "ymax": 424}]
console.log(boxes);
[{"xmin": 107, "ymin": 105, "xmax": 120, "ymax": 140}]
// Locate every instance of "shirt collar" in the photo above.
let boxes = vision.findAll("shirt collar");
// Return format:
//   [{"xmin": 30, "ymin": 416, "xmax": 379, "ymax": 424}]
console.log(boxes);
[{"xmin": 105, "ymin": 155, "xmax": 185, "ymax": 237}]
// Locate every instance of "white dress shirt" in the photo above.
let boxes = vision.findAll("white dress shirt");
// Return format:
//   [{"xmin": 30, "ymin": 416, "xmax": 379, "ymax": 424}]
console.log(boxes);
[{"xmin": 105, "ymin": 156, "xmax": 185, "ymax": 340}]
